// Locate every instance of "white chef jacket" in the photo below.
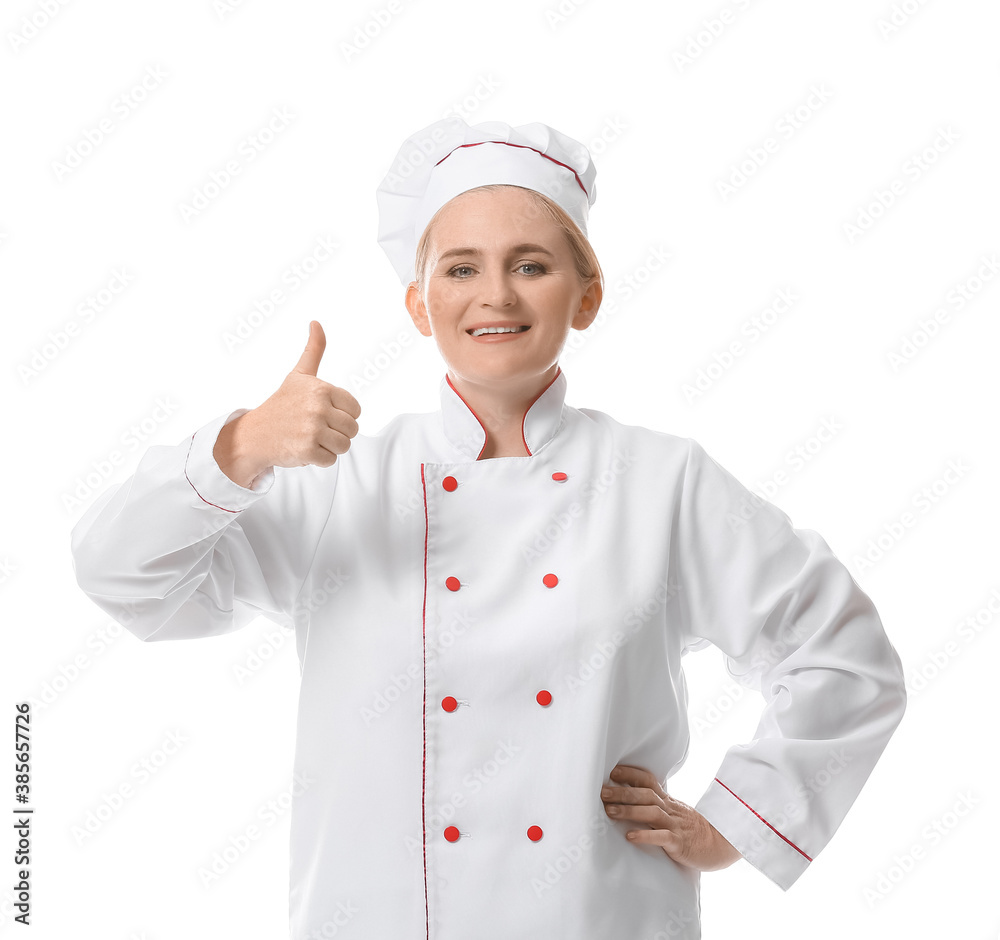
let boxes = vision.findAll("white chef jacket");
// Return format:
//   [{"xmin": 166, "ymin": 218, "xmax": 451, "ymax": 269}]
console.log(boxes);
[{"xmin": 70, "ymin": 366, "xmax": 907, "ymax": 940}]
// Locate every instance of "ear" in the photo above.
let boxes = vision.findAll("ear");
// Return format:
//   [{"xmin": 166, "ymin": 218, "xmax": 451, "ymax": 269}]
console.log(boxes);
[
  {"xmin": 571, "ymin": 277, "xmax": 602, "ymax": 331},
  {"xmin": 405, "ymin": 281, "xmax": 432, "ymax": 337}
]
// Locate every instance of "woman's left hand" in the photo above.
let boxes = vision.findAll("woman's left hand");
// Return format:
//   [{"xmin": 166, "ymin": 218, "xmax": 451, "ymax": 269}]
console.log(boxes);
[{"xmin": 600, "ymin": 763, "xmax": 743, "ymax": 871}]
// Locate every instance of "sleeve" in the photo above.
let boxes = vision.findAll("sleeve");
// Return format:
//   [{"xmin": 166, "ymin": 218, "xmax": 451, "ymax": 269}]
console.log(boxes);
[
  {"xmin": 69, "ymin": 407, "xmax": 337, "ymax": 642},
  {"xmin": 673, "ymin": 438, "xmax": 907, "ymax": 891}
]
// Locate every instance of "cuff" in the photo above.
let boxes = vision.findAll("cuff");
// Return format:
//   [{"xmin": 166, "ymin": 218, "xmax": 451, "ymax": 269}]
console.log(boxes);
[
  {"xmin": 184, "ymin": 408, "xmax": 275, "ymax": 512},
  {"xmin": 695, "ymin": 777, "xmax": 812, "ymax": 891}
]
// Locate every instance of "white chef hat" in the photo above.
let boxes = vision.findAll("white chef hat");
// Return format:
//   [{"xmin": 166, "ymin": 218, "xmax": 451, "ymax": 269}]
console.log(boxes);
[{"xmin": 375, "ymin": 116, "xmax": 598, "ymax": 285}]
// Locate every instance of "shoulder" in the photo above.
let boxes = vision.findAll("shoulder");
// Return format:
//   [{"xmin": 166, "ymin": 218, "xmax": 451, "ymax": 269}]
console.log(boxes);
[
  {"xmin": 563, "ymin": 402, "xmax": 777, "ymax": 506},
  {"xmin": 567, "ymin": 402, "xmax": 694, "ymax": 457}
]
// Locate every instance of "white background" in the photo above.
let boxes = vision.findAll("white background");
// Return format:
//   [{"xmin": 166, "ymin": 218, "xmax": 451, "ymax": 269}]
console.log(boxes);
[{"xmin": 2, "ymin": 0, "xmax": 998, "ymax": 937}]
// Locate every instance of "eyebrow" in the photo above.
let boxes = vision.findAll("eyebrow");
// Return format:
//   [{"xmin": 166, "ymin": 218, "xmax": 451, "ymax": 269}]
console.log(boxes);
[{"xmin": 436, "ymin": 244, "xmax": 557, "ymax": 262}]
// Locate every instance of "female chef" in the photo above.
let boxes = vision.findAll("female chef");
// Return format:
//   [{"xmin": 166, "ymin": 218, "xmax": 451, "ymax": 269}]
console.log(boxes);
[{"xmin": 71, "ymin": 116, "xmax": 908, "ymax": 940}]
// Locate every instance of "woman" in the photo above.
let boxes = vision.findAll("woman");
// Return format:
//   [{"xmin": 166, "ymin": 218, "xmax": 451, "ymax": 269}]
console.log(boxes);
[{"xmin": 70, "ymin": 117, "xmax": 907, "ymax": 939}]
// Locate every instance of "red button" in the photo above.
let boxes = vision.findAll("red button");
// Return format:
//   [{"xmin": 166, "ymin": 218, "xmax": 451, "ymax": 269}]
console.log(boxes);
[
  {"xmin": 542, "ymin": 573, "xmax": 558, "ymax": 588},
  {"xmin": 444, "ymin": 826, "xmax": 461, "ymax": 842},
  {"xmin": 446, "ymin": 576, "xmax": 461, "ymax": 592},
  {"xmin": 536, "ymin": 690, "xmax": 552, "ymax": 706},
  {"xmin": 551, "ymin": 472, "xmax": 568, "ymax": 482},
  {"xmin": 442, "ymin": 476, "xmax": 458, "ymax": 491},
  {"xmin": 441, "ymin": 696, "xmax": 458, "ymax": 712},
  {"xmin": 527, "ymin": 826, "xmax": 544, "ymax": 842}
]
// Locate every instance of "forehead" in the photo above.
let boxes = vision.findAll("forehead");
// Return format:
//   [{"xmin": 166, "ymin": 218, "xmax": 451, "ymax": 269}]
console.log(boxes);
[{"xmin": 429, "ymin": 187, "xmax": 563, "ymax": 247}]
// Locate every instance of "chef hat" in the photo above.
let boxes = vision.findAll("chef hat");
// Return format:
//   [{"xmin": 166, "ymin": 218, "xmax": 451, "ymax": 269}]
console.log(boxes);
[{"xmin": 375, "ymin": 116, "xmax": 598, "ymax": 285}]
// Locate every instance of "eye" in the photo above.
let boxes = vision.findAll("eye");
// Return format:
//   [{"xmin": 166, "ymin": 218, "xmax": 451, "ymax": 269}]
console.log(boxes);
[
  {"xmin": 517, "ymin": 262, "xmax": 545, "ymax": 275},
  {"xmin": 448, "ymin": 264, "xmax": 475, "ymax": 278}
]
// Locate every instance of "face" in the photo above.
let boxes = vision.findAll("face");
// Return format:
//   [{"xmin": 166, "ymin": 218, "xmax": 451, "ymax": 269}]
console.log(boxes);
[{"xmin": 405, "ymin": 186, "xmax": 601, "ymax": 392}]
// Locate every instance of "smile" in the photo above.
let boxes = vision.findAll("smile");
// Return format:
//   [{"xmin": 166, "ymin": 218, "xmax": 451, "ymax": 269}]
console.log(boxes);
[{"xmin": 467, "ymin": 325, "xmax": 531, "ymax": 337}]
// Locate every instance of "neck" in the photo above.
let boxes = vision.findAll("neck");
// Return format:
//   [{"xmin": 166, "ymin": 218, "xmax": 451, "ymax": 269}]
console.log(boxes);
[{"xmin": 448, "ymin": 366, "xmax": 559, "ymax": 459}]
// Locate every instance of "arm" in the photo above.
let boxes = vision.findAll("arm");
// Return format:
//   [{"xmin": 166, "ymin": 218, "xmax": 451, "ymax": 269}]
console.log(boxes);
[
  {"xmin": 675, "ymin": 439, "xmax": 907, "ymax": 890},
  {"xmin": 69, "ymin": 407, "xmax": 336, "ymax": 641},
  {"xmin": 70, "ymin": 321, "xmax": 357, "ymax": 643}
]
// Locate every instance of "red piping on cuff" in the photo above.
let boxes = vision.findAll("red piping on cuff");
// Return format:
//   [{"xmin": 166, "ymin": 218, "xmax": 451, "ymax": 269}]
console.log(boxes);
[
  {"xmin": 184, "ymin": 433, "xmax": 242, "ymax": 513},
  {"xmin": 714, "ymin": 777, "xmax": 813, "ymax": 861}
]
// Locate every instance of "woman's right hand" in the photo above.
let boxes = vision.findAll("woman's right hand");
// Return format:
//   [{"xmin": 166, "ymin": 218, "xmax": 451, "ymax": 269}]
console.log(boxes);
[{"xmin": 213, "ymin": 320, "xmax": 361, "ymax": 487}]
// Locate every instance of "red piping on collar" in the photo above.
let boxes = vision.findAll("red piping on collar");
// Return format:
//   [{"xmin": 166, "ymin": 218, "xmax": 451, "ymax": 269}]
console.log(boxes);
[
  {"xmin": 435, "ymin": 141, "xmax": 589, "ymax": 198},
  {"xmin": 444, "ymin": 367, "xmax": 562, "ymax": 460}
]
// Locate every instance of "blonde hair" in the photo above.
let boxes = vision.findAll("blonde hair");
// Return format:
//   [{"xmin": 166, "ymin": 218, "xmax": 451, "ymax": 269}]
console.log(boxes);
[{"xmin": 413, "ymin": 183, "xmax": 604, "ymax": 296}]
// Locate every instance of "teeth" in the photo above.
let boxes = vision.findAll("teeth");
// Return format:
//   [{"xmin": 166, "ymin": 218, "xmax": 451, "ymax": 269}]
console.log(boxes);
[{"xmin": 470, "ymin": 326, "xmax": 527, "ymax": 337}]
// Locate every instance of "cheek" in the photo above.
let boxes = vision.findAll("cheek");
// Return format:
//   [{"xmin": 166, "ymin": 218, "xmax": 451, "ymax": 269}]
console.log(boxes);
[
  {"xmin": 534, "ymin": 279, "xmax": 575, "ymax": 308},
  {"xmin": 426, "ymin": 283, "xmax": 467, "ymax": 314}
]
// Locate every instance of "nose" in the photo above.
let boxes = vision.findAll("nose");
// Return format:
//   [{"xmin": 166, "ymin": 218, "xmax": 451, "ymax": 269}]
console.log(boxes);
[{"xmin": 478, "ymin": 263, "xmax": 516, "ymax": 308}]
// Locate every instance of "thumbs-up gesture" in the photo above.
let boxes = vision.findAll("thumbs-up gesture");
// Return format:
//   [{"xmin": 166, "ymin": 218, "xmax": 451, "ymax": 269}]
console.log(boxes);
[{"xmin": 214, "ymin": 321, "xmax": 361, "ymax": 487}]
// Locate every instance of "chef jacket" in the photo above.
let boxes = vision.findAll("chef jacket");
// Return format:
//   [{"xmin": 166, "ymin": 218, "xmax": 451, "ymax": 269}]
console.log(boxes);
[{"xmin": 70, "ymin": 365, "xmax": 907, "ymax": 940}]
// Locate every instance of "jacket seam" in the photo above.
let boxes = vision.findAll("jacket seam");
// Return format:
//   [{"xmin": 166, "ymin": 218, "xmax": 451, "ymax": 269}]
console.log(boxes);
[{"xmin": 287, "ymin": 469, "xmax": 339, "ymax": 632}]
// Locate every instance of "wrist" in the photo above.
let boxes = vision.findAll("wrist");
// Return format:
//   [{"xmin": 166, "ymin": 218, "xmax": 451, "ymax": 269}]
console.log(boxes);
[
  {"xmin": 214, "ymin": 413, "xmax": 271, "ymax": 489},
  {"xmin": 714, "ymin": 831, "xmax": 742, "ymax": 868}
]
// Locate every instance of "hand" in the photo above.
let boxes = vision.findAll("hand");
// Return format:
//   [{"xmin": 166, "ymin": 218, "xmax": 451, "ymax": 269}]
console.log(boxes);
[
  {"xmin": 214, "ymin": 321, "xmax": 361, "ymax": 486},
  {"xmin": 600, "ymin": 763, "xmax": 742, "ymax": 871}
]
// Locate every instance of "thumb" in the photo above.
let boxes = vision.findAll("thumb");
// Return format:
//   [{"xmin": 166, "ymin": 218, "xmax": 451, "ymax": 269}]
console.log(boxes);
[{"xmin": 293, "ymin": 320, "xmax": 326, "ymax": 376}]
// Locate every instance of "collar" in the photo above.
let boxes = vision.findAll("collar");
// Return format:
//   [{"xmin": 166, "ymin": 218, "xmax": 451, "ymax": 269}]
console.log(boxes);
[{"xmin": 439, "ymin": 367, "xmax": 568, "ymax": 460}]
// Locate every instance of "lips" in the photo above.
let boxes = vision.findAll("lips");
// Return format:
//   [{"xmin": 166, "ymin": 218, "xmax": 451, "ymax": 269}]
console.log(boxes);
[
  {"xmin": 465, "ymin": 324, "xmax": 532, "ymax": 345},
  {"xmin": 466, "ymin": 324, "xmax": 531, "ymax": 336}
]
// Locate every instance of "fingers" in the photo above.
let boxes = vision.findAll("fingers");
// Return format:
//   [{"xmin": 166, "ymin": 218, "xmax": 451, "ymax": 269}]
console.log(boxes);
[
  {"xmin": 294, "ymin": 320, "xmax": 327, "ymax": 376},
  {"xmin": 290, "ymin": 321, "xmax": 362, "ymax": 423},
  {"xmin": 624, "ymin": 827, "xmax": 684, "ymax": 852},
  {"xmin": 601, "ymin": 763, "xmax": 671, "ymax": 825},
  {"xmin": 319, "ymin": 392, "xmax": 359, "ymax": 455},
  {"xmin": 604, "ymin": 802, "xmax": 668, "ymax": 825},
  {"xmin": 601, "ymin": 784, "xmax": 660, "ymax": 807},
  {"xmin": 329, "ymin": 384, "xmax": 362, "ymax": 422},
  {"xmin": 608, "ymin": 764, "xmax": 660, "ymax": 788},
  {"xmin": 601, "ymin": 763, "xmax": 735, "ymax": 870},
  {"xmin": 604, "ymin": 764, "xmax": 667, "ymax": 799},
  {"xmin": 312, "ymin": 425, "xmax": 355, "ymax": 465}
]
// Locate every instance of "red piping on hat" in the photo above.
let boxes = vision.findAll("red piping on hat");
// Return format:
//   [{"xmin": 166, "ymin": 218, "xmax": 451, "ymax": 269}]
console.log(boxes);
[
  {"xmin": 714, "ymin": 777, "xmax": 813, "ymax": 861},
  {"xmin": 444, "ymin": 367, "xmax": 562, "ymax": 460},
  {"xmin": 436, "ymin": 141, "xmax": 590, "ymax": 198}
]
